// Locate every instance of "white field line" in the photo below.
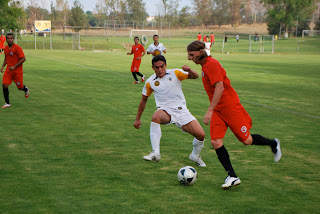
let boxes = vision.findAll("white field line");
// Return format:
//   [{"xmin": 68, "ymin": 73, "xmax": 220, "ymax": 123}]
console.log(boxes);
[{"xmin": 33, "ymin": 53, "xmax": 320, "ymax": 120}]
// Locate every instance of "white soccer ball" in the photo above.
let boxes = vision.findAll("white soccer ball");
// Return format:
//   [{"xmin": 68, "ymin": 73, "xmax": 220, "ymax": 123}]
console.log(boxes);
[{"xmin": 177, "ymin": 166, "xmax": 197, "ymax": 185}]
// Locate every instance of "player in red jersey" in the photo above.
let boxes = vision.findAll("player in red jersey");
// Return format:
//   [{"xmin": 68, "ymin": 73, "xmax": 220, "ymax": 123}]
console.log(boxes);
[
  {"xmin": 127, "ymin": 36, "xmax": 146, "ymax": 84},
  {"xmin": 0, "ymin": 33, "xmax": 6, "ymax": 54},
  {"xmin": 186, "ymin": 41, "xmax": 282, "ymax": 189},
  {"xmin": 197, "ymin": 33, "xmax": 202, "ymax": 41},
  {"xmin": 210, "ymin": 32, "xmax": 215, "ymax": 44},
  {"xmin": 1, "ymin": 33, "xmax": 29, "ymax": 108}
]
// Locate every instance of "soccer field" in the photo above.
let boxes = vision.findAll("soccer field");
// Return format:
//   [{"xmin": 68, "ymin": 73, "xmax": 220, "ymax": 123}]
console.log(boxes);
[{"xmin": 0, "ymin": 50, "xmax": 319, "ymax": 213}]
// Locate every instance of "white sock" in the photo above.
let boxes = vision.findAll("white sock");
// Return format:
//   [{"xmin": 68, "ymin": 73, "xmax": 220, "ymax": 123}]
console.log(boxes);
[
  {"xmin": 192, "ymin": 137, "xmax": 204, "ymax": 157},
  {"xmin": 150, "ymin": 122, "xmax": 161, "ymax": 155}
]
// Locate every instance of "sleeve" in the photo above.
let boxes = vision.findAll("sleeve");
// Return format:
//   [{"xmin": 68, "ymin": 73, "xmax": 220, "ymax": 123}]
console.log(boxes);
[
  {"xmin": 161, "ymin": 43, "xmax": 166, "ymax": 50},
  {"xmin": 141, "ymin": 45, "xmax": 145, "ymax": 52},
  {"xmin": 147, "ymin": 44, "xmax": 152, "ymax": 53},
  {"xmin": 206, "ymin": 62, "xmax": 223, "ymax": 86},
  {"xmin": 142, "ymin": 82, "xmax": 153, "ymax": 97},
  {"xmin": 174, "ymin": 69, "xmax": 189, "ymax": 81},
  {"xmin": 17, "ymin": 46, "xmax": 25, "ymax": 58}
]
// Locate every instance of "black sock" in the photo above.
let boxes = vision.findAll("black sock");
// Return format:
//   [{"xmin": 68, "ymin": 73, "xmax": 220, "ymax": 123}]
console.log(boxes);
[
  {"xmin": 252, "ymin": 134, "xmax": 277, "ymax": 153},
  {"xmin": 136, "ymin": 72, "xmax": 143, "ymax": 77},
  {"xmin": 132, "ymin": 72, "xmax": 138, "ymax": 81},
  {"xmin": 22, "ymin": 85, "xmax": 28, "ymax": 92},
  {"xmin": 3, "ymin": 87, "xmax": 10, "ymax": 104},
  {"xmin": 215, "ymin": 145, "xmax": 237, "ymax": 178}
]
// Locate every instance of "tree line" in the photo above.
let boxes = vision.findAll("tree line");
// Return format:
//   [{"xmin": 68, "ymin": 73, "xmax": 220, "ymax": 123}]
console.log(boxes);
[{"xmin": 1, "ymin": 0, "xmax": 319, "ymax": 36}]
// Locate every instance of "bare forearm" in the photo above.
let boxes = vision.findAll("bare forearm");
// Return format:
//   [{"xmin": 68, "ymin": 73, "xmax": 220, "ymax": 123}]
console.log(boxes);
[
  {"xmin": 187, "ymin": 69, "xmax": 199, "ymax": 79},
  {"xmin": 14, "ymin": 57, "xmax": 25, "ymax": 68},
  {"xmin": 136, "ymin": 97, "xmax": 148, "ymax": 120},
  {"xmin": 208, "ymin": 82, "xmax": 224, "ymax": 111},
  {"xmin": 2, "ymin": 58, "xmax": 6, "ymax": 68}
]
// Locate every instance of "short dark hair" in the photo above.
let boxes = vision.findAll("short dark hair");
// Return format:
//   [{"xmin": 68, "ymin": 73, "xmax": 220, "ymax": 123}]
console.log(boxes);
[
  {"xmin": 152, "ymin": 55, "xmax": 166, "ymax": 65},
  {"xmin": 134, "ymin": 36, "xmax": 139, "ymax": 40},
  {"xmin": 6, "ymin": 33, "xmax": 13, "ymax": 39},
  {"xmin": 153, "ymin": 34, "xmax": 159, "ymax": 39}
]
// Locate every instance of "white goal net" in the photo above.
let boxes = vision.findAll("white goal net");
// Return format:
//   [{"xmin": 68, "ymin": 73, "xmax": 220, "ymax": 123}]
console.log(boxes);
[
  {"xmin": 249, "ymin": 34, "xmax": 274, "ymax": 54},
  {"xmin": 302, "ymin": 30, "xmax": 320, "ymax": 38}
]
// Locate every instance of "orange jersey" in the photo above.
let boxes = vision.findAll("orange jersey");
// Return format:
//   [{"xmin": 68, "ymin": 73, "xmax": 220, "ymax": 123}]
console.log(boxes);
[
  {"xmin": 131, "ymin": 44, "xmax": 145, "ymax": 59},
  {"xmin": 197, "ymin": 34, "xmax": 202, "ymax": 41},
  {"xmin": 203, "ymin": 35, "xmax": 206, "ymax": 42},
  {"xmin": 0, "ymin": 36, "xmax": 5, "ymax": 49},
  {"xmin": 210, "ymin": 34, "xmax": 215, "ymax": 43},
  {"xmin": 4, "ymin": 43, "xmax": 25, "ymax": 73},
  {"xmin": 201, "ymin": 56, "xmax": 240, "ymax": 110}
]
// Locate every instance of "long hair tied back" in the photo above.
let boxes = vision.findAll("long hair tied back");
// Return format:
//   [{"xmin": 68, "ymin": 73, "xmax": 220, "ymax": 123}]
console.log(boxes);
[{"xmin": 187, "ymin": 40, "xmax": 207, "ymax": 60}]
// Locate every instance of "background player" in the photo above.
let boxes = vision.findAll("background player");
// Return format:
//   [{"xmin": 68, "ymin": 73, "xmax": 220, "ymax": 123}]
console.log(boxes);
[
  {"xmin": 127, "ymin": 36, "xmax": 146, "ymax": 84},
  {"xmin": 147, "ymin": 35, "xmax": 166, "ymax": 57},
  {"xmin": 210, "ymin": 32, "xmax": 215, "ymax": 44},
  {"xmin": 0, "ymin": 33, "xmax": 5, "ymax": 54},
  {"xmin": 1, "ymin": 33, "xmax": 29, "ymax": 108},
  {"xmin": 198, "ymin": 32, "xmax": 202, "ymax": 41},
  {"xmin": 133, "ymin": 55, "xmax": 206, "ymax": 167},
  {"xmin": 186, "ymin": 41, "xmax": 281, "ymax": 189},
  {"xmin": 204, "ymin": 36, "xmax": 212, "ymax": 56}
]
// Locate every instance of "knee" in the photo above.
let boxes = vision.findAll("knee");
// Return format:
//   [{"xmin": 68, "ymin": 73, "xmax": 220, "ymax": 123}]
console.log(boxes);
[
  {"xmin": 151, "ymin": 115, "xmax": 161, "ymax": 123},
  {"xmin": 2, "ymin": 84, "xmax": 8, "ymax": 89},
  {"xmin": 211, "ymin": 139, "xmax": 223, "ymax": 149},
  {"xmin": 241, "ymin": 135, "xmax": 253, "ymax": 145}
]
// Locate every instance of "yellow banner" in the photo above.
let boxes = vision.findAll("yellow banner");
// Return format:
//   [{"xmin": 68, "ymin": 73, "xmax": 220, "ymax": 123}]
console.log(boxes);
[{"xmin": 35, "ymin": 20, "xmax": 51, "ymax": 32}]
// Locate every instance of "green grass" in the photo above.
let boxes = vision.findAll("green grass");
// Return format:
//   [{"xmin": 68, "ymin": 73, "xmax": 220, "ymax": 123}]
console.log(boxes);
[{"xmin": 0, "ymin": 49, "xmax": 319, "ymax": 213}]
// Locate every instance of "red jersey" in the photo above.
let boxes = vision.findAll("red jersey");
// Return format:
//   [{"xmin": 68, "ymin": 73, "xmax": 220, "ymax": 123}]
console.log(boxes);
[
  {"xmin": 0, "ymin": 36, "xmax": 5, "ymax": 49},
  {"xmin": 4, "ymin": 43, "xmax": 25, "ymax": 73},
  {"xmin": 210, "ymin": 34, "xmax": 215, "ymax": 43},
  {"xmin": 197, "ymin": 34, "xmax": 202, "ymax": 41},
  {"xmin": 131, "ymin": 44, "xmax": 145, "ymax": 60},
  {"xmin": 201, "ymin": 56, "xmax": 240, "ymax": 110}
]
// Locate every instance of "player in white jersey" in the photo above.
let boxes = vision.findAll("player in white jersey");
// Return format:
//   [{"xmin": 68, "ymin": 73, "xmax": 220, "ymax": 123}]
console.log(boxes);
[
  {"xmin": 133, "ymin": 55, "xmax": 206, "ymax": 167},
  {"xmin": 147, "ymin": 35, "xmax": 166, "ymax": 57}
]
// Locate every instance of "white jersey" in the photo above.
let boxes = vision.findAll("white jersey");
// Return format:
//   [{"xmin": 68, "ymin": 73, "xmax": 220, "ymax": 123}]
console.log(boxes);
[
  {"xmin": 204, "ymin": 42, "xmax": 211, "ymax": 56},
  {"xmin": 147, "ymin": 43, "xmax": 166, "ymax": 56},
  {"xmin": 142, "ymin": 69, "xmax": 189, "ymax": 109}
]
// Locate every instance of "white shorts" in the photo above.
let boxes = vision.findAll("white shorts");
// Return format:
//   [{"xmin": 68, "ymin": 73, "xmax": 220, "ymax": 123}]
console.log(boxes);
[{"xmin": 157, "ymin": 107, "xmax": 196, "ymax": 130}]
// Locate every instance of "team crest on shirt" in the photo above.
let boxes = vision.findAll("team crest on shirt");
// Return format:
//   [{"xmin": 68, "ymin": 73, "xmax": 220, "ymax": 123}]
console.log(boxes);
[
  {"xmin": 154, "ymin": 81, "xmax": 160, "ymax": 86},
  {"xmin": 136, "ymin": 48, "xmax": 138, "ymax": 50},
  {"xmin": 169, "ymin": 77, "xmax": 172, "ymax": 81},
  {"xmin": 10, "ymin": 52, "xmax": 13, "ymax": 55},
  {"xmin": 202, "ymin": 71, "xmax": 204, "ymax": 77},
  {"xmin": 241, "ymin": 126, "xmax": 247, "ymax": 133}
]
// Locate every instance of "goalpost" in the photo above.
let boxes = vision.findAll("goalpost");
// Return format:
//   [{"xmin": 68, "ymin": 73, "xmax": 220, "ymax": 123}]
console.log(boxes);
[
  {"xmin": 130, "ymin": 29, "xmax": 158, "ymax": 39},
  {"xmin": 249, "ymin": 35, "xmax": 274, "ymax": 54},
  {"xmin": 302, "ymin": 30, "xmax": 320, "ymax": 38}
]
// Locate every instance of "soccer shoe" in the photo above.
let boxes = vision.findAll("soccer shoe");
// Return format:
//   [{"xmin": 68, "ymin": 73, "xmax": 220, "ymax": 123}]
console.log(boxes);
[
  {"xmin": 221, "ymin": 176, "xmax": 241, "ymax": 189},
  {"xmin": 25, "ymin": 87, "xmax": 29, "ymax": 98},
  {"xmin": 1, "ymin": 103, "xmax": 11, "ymax": 108},
  {"xmin": 143, "ymin": 151, "xmax": 161, "ymax": 162},
  {"xmin": 189, "ymin": 154, "xmax": 206, "ymax": 167},
  {"xmin": 273, "ymin": 138, "xmax": 282, "ymax": 163},
  {"xmin": 133, "ymin": 81, "xmax": 139, "ymax": 84},
  {"xmin": 141, "ymin": 75, "xmax": 145, "ymax": 82}
]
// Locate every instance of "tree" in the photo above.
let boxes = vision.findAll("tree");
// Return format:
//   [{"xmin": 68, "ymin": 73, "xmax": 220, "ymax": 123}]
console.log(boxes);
[
  {"xmin": 262, "ymin": 0, "xmax": 314, "ymax": 36},
  {"xmin": 167, "ymin": 0, "xmax": 180, "ymax": 27},
  {"xmin": 68, "ymin": 0, "xmax": 87, "ymax": 29},
  {"xmin": 178, "ymin": 6, "xmax": 192, "ymax": 28},
  {"xmin": 212, "ymin": 0, "xmax": 230, "ymax": 27},
  {"xmin": 230, "ymin": 0, "xmax": 241, "ymax": 26},
  {"xmin": 193, "ymin": 0, "xmax": 213, "ymax": 27},
  {"xmin": 126, "ymin": 0, "xmax": 148, "ymax": 22},
  {"xmin": 0, "ymin": 0, "xmax": 26, "ymax": 31}
]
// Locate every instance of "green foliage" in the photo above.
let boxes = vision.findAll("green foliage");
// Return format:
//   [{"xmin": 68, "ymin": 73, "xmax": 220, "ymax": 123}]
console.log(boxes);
[
  {"xmin": 0, "ymin": 0, "xmax": 25, "ymax": 31},
  {"xmin": 68, "ymin": 0, "xmax": 88, "ymax": 29},
  {"xmin": 262, "ymin": 0, "xmax": 314, "ymax": 35}
]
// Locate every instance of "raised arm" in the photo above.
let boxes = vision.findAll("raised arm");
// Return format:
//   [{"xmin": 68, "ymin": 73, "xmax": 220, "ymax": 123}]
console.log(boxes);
[{"xmin": 182, "ymin": 65, "xmax": 199, "ymax": 79}]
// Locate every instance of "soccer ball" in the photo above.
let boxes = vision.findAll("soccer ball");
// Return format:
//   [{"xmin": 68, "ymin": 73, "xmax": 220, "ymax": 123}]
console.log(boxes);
[{"xmin": 177, "ymin": 166, "xmax": 197, "ymax": 185}]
